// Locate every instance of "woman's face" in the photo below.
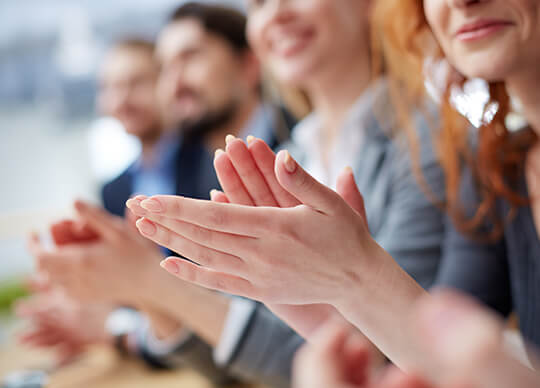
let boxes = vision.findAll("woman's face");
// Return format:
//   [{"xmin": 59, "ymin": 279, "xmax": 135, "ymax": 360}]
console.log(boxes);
[
  {"xmin": 246, "ymin": 0, "xmax": 370, "ymax": 86},
  {"xmin": 424, "ymin": 0, "xmax": 540, "ymax": 82}
]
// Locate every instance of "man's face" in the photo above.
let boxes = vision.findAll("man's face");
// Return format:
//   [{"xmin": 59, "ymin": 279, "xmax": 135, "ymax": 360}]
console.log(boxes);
[
  {"xmin": 97, "ymin": 48, "xmax": 161, "ymax": 139},
  {"xmin": 156, "ymin": 19, "xmax": 250, "ymax": 131}
]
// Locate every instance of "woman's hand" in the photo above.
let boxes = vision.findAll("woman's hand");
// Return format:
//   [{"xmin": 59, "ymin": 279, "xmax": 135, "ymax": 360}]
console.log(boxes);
[
  {"xmin": 127, "ymin": 142, "xmax": 425, "ymax": 369},
  {"xmin": 16, "ymin": 290, "xmax": 114, "ymax": 365},
  {"xmin": 127, "ymin": 149, "xmax": 380, "ymax": 307},
  {"xmin": 293, "ymin": 319, "xmax": 432, "ymax": 388},
  {"xmin": 32, "ymin": 201, "xmax": 165, "ymax": 305},
  {"xmin": 211, "ymin": 137, "xmax": 369, "ymax": 339}
]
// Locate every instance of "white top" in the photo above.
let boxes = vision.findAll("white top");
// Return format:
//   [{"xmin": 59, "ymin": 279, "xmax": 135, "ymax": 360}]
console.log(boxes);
[{"xmin": 291, "ymin": 90, "xmax": 371, "ymax": 188}]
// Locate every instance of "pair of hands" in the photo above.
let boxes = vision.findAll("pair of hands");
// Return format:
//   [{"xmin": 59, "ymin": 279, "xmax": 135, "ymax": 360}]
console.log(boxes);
[
  {"xmin": 294, "ymin": 291, "xmax": 540, "ymax": 388},
  {"xmin": 127, "ymin": 137, "xmax": 380, "ymax": 338},
  {"xmin": 31, "ymin": 200, "xmax": 165, "ymax": 305},
  {"xmin": 16, "ymin": 288, "xmax": 113, "ymax": 365},
  {"xmin": 20, "ymin": 203, "xmax": 161, "ymax": 362}
]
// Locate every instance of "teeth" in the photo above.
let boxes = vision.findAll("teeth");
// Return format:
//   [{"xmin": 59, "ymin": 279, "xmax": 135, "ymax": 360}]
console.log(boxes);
[{"xmin": 272, "ymin": 35, "xmax": 305, "ymax": 55}]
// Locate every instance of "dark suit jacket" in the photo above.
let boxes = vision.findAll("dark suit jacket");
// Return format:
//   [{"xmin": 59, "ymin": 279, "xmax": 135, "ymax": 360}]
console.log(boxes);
[{"xmin": 102, "ymin": 138, "xmax": 219, "ymax": 217}]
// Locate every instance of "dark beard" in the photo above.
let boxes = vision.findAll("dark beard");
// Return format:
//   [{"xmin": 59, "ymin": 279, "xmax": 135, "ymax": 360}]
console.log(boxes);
[{"xmin": 178, "ymin": 102, "xmax": 239, "ymax": 144}]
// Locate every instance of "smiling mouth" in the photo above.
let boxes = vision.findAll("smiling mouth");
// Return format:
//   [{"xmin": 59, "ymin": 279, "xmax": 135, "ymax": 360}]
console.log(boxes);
[
  {"xmin": 455, "ymin": 19, "xmax": 514, "ymax": 42},
  {"xmin": 270, "ymin": 29, "xmax": 315, "ymax": 58}
]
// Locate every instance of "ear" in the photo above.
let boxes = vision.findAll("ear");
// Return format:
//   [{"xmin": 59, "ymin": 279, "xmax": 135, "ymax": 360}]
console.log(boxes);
[{"xmin": 240, "ymin": 50, "xmax": 262, "ymax": 94}]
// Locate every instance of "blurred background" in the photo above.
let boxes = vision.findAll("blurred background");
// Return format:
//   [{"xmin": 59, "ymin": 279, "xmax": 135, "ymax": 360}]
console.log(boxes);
[{"xmin": 0, "ymin": 0, "xmax": 241, "ymax": 341}]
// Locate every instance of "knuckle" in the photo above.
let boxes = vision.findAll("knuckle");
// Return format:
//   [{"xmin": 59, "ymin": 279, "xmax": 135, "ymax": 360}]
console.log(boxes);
[
  {"xmin": 192, "ymin": 224, "xmax": 211, "ymax": 243},
  {"xmin": 172, "ymin": 198, "xmax": 182, "ymax": 217},
  {"xmin": 208, "ymin": 210, "xmax": 227, "ymax": 228},
  {"xmin": 196, "ymin": 247, "xmax": 214, "ymax": 267},
  {"xmin": 160, "ymin": 228, "xmax": 172, "ymax": 246}
]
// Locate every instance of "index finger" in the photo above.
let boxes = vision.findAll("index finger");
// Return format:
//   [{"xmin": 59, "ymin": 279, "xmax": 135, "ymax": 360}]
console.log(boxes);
[
  {"xmin": 74, "ymin": 201, "xmax": 123, "ymax": 241},
  {"xmin": 140, "ymin": 195, "xmax": 274, "ymax": 237},
  {"xmin": 248, "ymin": 139, "xmax": 300, "ymax": 208},
  {"xmin": 225, "ymin": 138, "xmax": 279, "ymax": 207}
]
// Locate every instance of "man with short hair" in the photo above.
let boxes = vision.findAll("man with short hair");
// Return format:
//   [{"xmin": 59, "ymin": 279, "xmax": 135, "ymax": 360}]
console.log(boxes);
[{"xmin": 23, "ymin": 3, "xmax": 297, "ymax": 387}]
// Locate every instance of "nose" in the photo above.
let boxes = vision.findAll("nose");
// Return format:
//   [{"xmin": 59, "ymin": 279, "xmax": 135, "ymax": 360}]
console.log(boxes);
[
  {"xmin": 262, "ymin": 0, "xmax": 297, "ymax": 26},
  {"xmin": 448, "ymin": 0, "xmax": 490, "ymax": 8}
]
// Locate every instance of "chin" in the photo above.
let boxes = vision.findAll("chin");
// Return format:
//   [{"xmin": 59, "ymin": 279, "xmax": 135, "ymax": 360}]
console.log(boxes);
[
  {"xmin": 273, "ymin": 62, "xmax": 319, "ymax": 88},
  {"xmin": 451, "ymin": 53, "xmax": 515, "ymax": 83}
]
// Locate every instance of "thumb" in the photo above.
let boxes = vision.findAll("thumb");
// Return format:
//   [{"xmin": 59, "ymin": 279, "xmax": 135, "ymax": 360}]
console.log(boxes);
[
  {"xmin": 275, "ymin": 150, "xmax": 343, "ymax": 214},
  {"xmin": 74, "ymin": 200, "xmax": 122, "ymax": 241},
  {"xmin": 336, "ymin": 167, "xmax": 368, "ymax": 227}
]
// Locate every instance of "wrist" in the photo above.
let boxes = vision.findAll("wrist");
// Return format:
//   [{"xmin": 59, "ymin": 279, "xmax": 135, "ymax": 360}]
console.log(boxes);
[{"xmin": 332, "ymin": 238, "xmax": 391, "ymax": 310}]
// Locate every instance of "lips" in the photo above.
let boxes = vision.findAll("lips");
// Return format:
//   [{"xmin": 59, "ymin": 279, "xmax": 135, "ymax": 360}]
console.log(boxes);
[
  {"xmin": 268, "ymin": 27, "xmax": 315, "ymax": 58},
  {"xmin": 455, "ymin": 19, "xmax": 514, "ymax": 42}
]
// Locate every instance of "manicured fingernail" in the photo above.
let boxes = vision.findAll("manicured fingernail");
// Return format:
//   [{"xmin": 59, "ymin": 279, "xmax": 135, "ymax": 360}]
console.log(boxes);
[
  {"xmin": 215, "ymin": 149, "xmax": 225, "ymax": 158},
  {"xmin": 141, "ymin": 198, "xmax": 163, "ymax": 213},
  {"xmin": 161, "ymin": 259, "xmax": 180, "ymax": 275},
  {"xmin": 283, "ymin": 151, "xmax": 297, "ymax": 174},
  {"xmin": 136, "ymin": 219, "xmax": 157, "ymax": 236},
  {"xmin": 225, "ymin": 134, "xmax": 236, "ymax": 145},
  {"xmin": 210, "ymin": 189, "xmax": 219, "ymax": 199},
  {"xmin": 246, "ymin": 135, "xmax": 255, "ymax": 145}
]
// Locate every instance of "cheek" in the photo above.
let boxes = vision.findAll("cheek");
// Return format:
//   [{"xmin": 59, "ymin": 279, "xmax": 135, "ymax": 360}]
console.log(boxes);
[
  {"xmin": 424, "ymin": 2, "xmax": 453, "ymax": 53},
  {"xmin": 247, "ymin": 16, "xmax": 269, "ymax": 63}
]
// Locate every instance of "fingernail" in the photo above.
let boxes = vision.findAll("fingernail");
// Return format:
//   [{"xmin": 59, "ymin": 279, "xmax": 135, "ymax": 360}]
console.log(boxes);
[
  {"xmin": 136, "ymin": 219, "xmax": 157, "ymax": 236},
  {"xmin": 283, "ymin": 151, "xmax": 297, "ymax": 174},
  {"xmin": 246, "ymin": 135, "xmax": 255, "ymax": 145},
  {"xmin": 344, "ymin": 166, "xmax": 353, "ymax": 174},
  {"xmin": 210, "ymin": 189, "xmax": 219, "ymax": 198},
  {"xmin": 215, "ymin": 149, "xmax": 225, "ymax": 158},
  {"xmin": 161, "ymin": 259, "xmax": 180, "ymax": 275},
  {"xmin": 141, "ymin": 198, "xmax": 163, "ymax": 213},
  {"xmin": 225, "ymin": 134, "xmax": 236, "ymax": 145}
]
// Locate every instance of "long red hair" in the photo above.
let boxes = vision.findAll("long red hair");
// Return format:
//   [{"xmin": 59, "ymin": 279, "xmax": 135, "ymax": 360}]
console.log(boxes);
[{"xmin": 372, "ymin": 0, "xmax": 537, "ymax": 240}]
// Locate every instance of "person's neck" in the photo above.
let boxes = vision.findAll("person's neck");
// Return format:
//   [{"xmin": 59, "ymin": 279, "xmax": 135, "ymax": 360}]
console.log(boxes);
[
  {"xmin": 204, "ymin": 94, "xmax": 261, "ymax": 152},
  {"xmin": 140, "ymin": 127, "xmax": 164, "ymax": 166},
  {"xmin": 307, "ymin": 50, "xmax": 372, "ymax": 136},
  {"xmin": 507, "ymin": 69, "xmax": 540, "ymax": 136}
]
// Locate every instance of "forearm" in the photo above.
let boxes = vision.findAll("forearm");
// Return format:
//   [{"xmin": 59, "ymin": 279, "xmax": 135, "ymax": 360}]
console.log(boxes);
[
  {"xmin": 265, "ymin": 303, "xmax": 339, "ymax": 340},
  {"xmin": 335, "ymin": 244, "xmax": 428, "ymax": 371}
]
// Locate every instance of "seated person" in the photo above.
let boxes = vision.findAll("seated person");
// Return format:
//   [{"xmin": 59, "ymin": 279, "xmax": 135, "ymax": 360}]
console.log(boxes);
[{"xmin": 21, "ymin": 4, "xmax": 294, "ymax": 385}]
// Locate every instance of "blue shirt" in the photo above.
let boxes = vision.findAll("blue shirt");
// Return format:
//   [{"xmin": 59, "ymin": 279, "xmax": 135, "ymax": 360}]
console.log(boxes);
[{"xmin": 129, "ymin": 132, "xmax": 181, "ymax": 198}]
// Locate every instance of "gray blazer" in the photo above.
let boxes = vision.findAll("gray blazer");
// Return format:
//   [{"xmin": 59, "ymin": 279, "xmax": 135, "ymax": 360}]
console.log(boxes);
[{"xmin": 138, "ymin": 82, "xmax": 446, "ymax": 387}]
